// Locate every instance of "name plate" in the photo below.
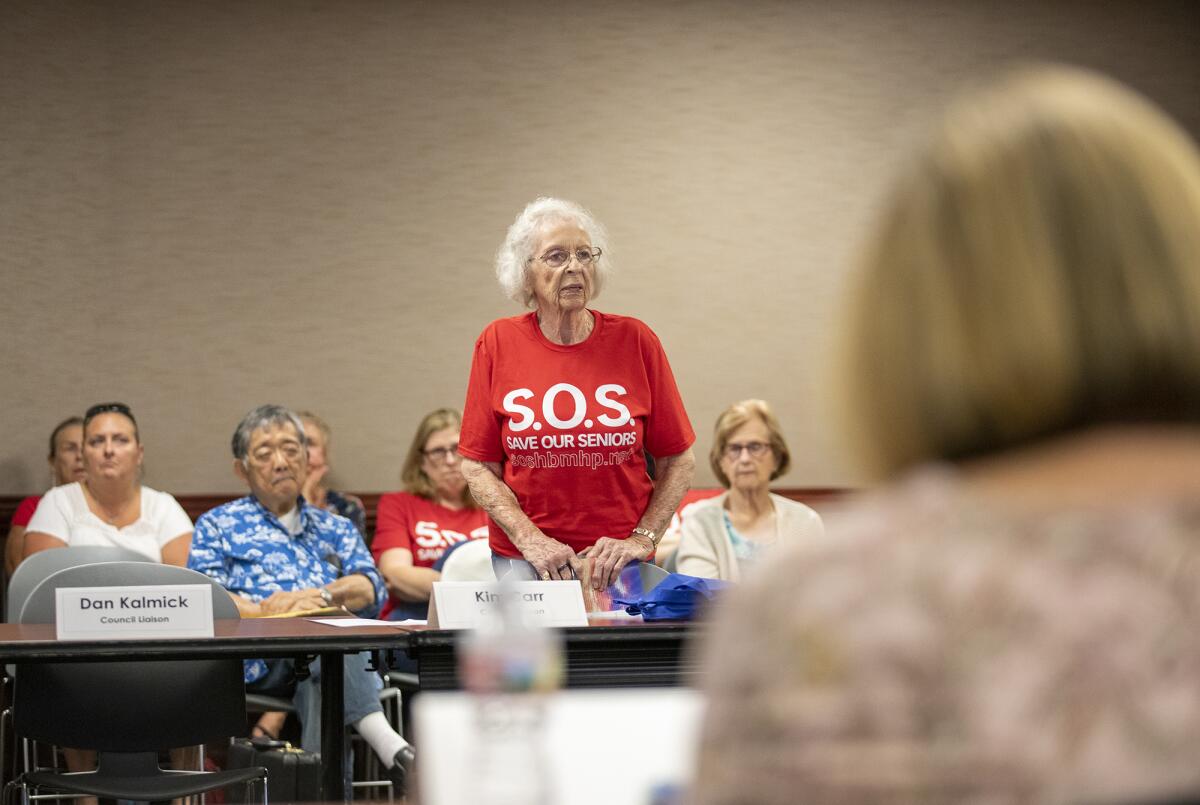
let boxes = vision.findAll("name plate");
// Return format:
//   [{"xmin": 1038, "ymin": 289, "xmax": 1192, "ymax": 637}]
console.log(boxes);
[
  {"xmin": 429, "ymin": 581, "xmax": 587, "ymax": 630},
  {"xmin": 55, "ymin": 584, "xmax": 215, "ymax": 641}
]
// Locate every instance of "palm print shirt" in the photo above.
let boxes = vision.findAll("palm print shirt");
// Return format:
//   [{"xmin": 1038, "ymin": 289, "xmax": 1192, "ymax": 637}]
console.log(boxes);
[{"xmin": 189, "ymin": 494, "xmax": 384, "ymax": 682}]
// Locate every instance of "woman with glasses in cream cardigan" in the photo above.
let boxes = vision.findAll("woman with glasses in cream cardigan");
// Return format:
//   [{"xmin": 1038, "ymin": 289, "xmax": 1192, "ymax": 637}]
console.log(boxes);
[{"xmin": 675, "ymin": 400, "xmax": 823, "ymax": 581}]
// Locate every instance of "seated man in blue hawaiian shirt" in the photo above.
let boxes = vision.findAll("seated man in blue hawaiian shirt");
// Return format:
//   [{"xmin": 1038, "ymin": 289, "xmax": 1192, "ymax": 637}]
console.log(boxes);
[{"xmin": 189, "ymin": 404, "xmax": 414, "ymax": 792}]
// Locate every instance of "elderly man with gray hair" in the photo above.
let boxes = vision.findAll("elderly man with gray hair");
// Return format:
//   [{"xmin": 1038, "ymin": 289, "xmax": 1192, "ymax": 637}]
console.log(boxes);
[{"xmin": 189, "ymin": 404, "xmax": 414, "ymax": 794}]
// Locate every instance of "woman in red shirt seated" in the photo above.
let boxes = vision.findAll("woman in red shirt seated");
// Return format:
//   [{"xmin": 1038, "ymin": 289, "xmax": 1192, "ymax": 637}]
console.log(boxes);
[
  {"xmin": 5, "ymin": 415, "xmax": 85, "ymax": 577},
  {"xmin": 372, "ymin": 408, "xmax": 487, "ymax": 620}
]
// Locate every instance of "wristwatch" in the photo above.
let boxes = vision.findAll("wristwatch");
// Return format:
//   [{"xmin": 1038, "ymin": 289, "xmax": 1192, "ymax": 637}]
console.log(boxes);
[
  {"xmin": 631, "ymin": 526, "xmax": 660, "ymax": 548},
  {"xmin": 318, "ymin": 587, "xmax": 334, "ymax": 606}
]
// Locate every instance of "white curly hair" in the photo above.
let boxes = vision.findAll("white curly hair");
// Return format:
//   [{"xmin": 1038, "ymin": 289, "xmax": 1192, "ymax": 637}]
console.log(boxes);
[{"xmin": 494, "ymin": 197, "xmax": 612, "ymax": 308}]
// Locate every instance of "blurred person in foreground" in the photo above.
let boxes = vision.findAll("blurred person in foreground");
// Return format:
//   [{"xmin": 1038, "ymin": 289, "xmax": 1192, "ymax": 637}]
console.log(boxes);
[
  {"xmin": 675, "ymin": 400, "xmax": 822, "ymax": 581},
  {"xmin": 373, "ymin": 408, "xmax": 487, "ymax": 620},
  {"xmin": 695, "ymin": 66, "xmax": 1200, "ymax": 805},
  {"xmin": 297, "ymin": 410, "xmax": 367, "ymax": 536},
  {"xmin": 459, "ymin": 197, "xmax": 695, "ymax": 590},
  {"xmin": 5, "ymin": 416, "xmax": 86, "ymax": 576}
]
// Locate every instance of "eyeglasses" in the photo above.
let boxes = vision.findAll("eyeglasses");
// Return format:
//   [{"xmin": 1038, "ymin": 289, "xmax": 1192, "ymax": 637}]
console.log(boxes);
[
  {"xmin": 248, "ymin": 442, "xmax": 305, "ymax": 466},
  {"xmin": 724, "ymin": 441, "xmax": 772, "ymax": 460},
  {"xmin": 422, "ymin": 443, "xmax": 461, "ymax": 464},
  {"xmin": 530, "ymin": 247, "xmax": 602, "ymax": 270}
]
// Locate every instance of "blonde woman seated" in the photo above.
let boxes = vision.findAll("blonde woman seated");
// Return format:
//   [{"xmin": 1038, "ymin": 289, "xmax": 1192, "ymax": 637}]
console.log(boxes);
[
  {"xmin": 675, "ymin": 400, "xmax": 822, "ymax": 581},
  {"xmin": 372, "ymin": 408, "xmax": 487, "ymax": 620}
]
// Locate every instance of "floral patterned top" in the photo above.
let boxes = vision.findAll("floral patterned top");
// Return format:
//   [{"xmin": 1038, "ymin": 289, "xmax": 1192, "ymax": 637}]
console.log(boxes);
[
  {"xmin": 696, "ymin": 468, "xmax": 1200, "ymax": 804},
  {"xmin": 189, "ymin": 494, "xmax": 384, "ymax": 682}
]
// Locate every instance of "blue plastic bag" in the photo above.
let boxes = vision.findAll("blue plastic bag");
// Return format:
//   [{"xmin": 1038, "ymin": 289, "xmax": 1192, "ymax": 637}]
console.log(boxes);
[{"xmin": 612, "ymin": 573, "xmax": 730, "ymax": 621}]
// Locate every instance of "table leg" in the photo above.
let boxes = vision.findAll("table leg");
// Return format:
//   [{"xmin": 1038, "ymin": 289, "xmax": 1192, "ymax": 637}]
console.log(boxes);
[{"xmin": 320, "ymin": 650, "xmax": 346, "ymax": 803}]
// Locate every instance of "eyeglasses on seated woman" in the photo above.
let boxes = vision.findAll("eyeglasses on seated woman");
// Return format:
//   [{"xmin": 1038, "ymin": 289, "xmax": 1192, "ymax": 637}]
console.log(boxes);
[
  {"xmin": 372, "ymin": 408, "xmax": 488, "ymax": 621},
  {"xmin": 674, "ymin": 399, "xmax": 823, "ymax": 582}
]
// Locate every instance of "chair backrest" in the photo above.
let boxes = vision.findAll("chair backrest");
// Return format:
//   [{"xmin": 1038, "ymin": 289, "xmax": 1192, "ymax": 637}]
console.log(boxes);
[
  {"xmin": 6, "ymin": 546, "xmax": 153, "ymax": 623},
  {"xmin": 439, "ymin": 539, "xmax": 496, "ymax": 582},
  {"xmin": 636, "ymin": 561, "xmax": 669, "ymax": 591},
  {"xmin": 19, "ymin": 561, "xmax": 239, "ymax": 623},
  {"xmin": 13, "ymin": 562, "xmax": 245, "ymax": 752}
]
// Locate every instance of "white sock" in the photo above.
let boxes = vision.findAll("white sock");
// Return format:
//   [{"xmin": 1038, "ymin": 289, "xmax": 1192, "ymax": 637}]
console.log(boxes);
[{"xmin": 353, "ymin": 711, "xmax": 411, "ymax": 768}]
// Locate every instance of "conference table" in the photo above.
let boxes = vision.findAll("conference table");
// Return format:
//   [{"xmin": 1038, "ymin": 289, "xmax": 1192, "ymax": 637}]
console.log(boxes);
[
  {"xmin": 405, "ymin": 620, "xmax": 702, "ymax": 690},
  {"xmin": 0, "ymin": 617, "xmax": 407, "ymax": 802},
  {"xmin": 0, "ymin": 617, "xmax": 705, "ymax": 802}
]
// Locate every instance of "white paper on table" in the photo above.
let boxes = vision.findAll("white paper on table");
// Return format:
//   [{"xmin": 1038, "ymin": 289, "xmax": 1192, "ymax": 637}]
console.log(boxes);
[
  {"xmin": 309, "ymin": 617, "xmax": 428, "ymax": 628},
  {"xmin": 586, "ymin": 609, "xmax": 643, "ymax": 622},
  {"xmin": 310, "ymin": 617, "xmax": 392, "ymax": 627}
]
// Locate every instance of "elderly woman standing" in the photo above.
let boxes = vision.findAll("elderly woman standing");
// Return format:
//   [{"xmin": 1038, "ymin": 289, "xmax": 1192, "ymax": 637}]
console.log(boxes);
[
  {"xmin": 459, "ymin": 198, "xmax": 696, "ymax": 590},
  {"xmin": 675, "ymin": 400, "xmax": 822, "ymax": 581},
  {"xmin": 695, "ymin": 67, "xmax": 1200, "ymax": 804}
]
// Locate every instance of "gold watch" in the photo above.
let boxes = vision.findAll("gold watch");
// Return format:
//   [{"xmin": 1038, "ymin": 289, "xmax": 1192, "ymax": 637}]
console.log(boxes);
[{"xmin": 631, "ymin": 526, "xmax": 660, "ymax": 549}]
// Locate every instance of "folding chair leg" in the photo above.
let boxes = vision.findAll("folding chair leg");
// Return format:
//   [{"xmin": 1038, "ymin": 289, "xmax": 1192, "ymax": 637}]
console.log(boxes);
[{"xmin": 1, "ymin": 710, "xmax": 6, "ymax": 787}]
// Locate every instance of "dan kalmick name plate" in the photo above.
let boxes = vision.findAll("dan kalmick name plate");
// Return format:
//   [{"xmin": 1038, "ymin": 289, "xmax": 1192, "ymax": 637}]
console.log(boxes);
[{"xmin": 55, "ymin": 584, "xmax": 215, "ymax": 640}]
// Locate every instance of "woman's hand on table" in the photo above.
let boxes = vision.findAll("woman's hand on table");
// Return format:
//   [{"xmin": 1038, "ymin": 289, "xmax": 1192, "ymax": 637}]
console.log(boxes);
[
  {"xmin": 521, "ymin": 534, "xmax": 582, "ymax": 581},
  {"xmin": 579, "ymin": 534, "xmax": 654, "ymax": 590}
]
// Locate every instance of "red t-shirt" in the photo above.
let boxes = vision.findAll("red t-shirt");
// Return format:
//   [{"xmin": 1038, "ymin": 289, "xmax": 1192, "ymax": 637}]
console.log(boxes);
[
  {"xmin": 459, "ymin": 311, "xmax": 695, "ymax": 558},
  {"xmin": 372, "ymin": 492, "xmax": 488, "ymax": 617},
  {"xmin": 12, "ymin": 495, "xmax": 41, "ymax": 528}
]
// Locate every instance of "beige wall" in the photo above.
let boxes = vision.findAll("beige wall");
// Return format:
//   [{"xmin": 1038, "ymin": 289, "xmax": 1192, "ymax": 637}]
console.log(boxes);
[{"xmin": 2, "ymin": 0, "xmax": 1197, "ymax": 495}]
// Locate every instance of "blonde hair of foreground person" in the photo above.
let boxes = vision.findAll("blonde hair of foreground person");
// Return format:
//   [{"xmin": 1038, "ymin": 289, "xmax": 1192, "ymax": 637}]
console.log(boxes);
[
  {"xmin": 838, "ymin": 64, "xmax": 1200, "ymax": 481},
  {"xmin": 692, "ymin": 66, "xmax": 1200, "ymax": 805}
]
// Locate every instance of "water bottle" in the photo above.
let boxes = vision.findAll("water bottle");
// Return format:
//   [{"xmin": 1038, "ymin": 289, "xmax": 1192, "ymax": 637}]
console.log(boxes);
[{"xmin": 458, "ymin": 579, "xmax": 563, "ymax": 805}]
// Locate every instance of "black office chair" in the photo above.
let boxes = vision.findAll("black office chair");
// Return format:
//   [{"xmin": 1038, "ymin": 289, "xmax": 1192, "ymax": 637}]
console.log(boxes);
[
  {"xmin": 2, "ymin": 547, "xmax": 154, "ymax": 787},
  {"xmin": 13, "ymin": 562, "xmax": 267, "ymax": 803}
]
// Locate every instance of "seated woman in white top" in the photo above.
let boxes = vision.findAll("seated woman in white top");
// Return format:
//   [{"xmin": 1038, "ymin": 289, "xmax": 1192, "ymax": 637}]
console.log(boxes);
[
  {"xmin": 24, "ymin": 402, "xmax": 192, "ymax": 565},
  {"xmin": 675, "ymin": 400, "xmax": 823, "ymax": 581},
  {"xmin": 21, "ymin": 401, "xmax": 195, "ymax": 791}
]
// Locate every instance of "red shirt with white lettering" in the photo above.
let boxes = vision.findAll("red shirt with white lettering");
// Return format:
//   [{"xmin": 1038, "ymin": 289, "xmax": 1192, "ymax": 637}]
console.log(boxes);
[
  {"xmin": 372, "ymin": 492, "xmax": 488, "ymax": 618},
  {"xmin": 459, "ymin": 310, "xmax": 695, "ymax": 558}
]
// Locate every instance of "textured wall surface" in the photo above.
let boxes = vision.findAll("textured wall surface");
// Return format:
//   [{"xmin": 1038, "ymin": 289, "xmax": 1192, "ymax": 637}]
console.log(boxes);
[{"xmin": 2, "ymin": 0, "xmax": 1197, "ymax": 494}]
